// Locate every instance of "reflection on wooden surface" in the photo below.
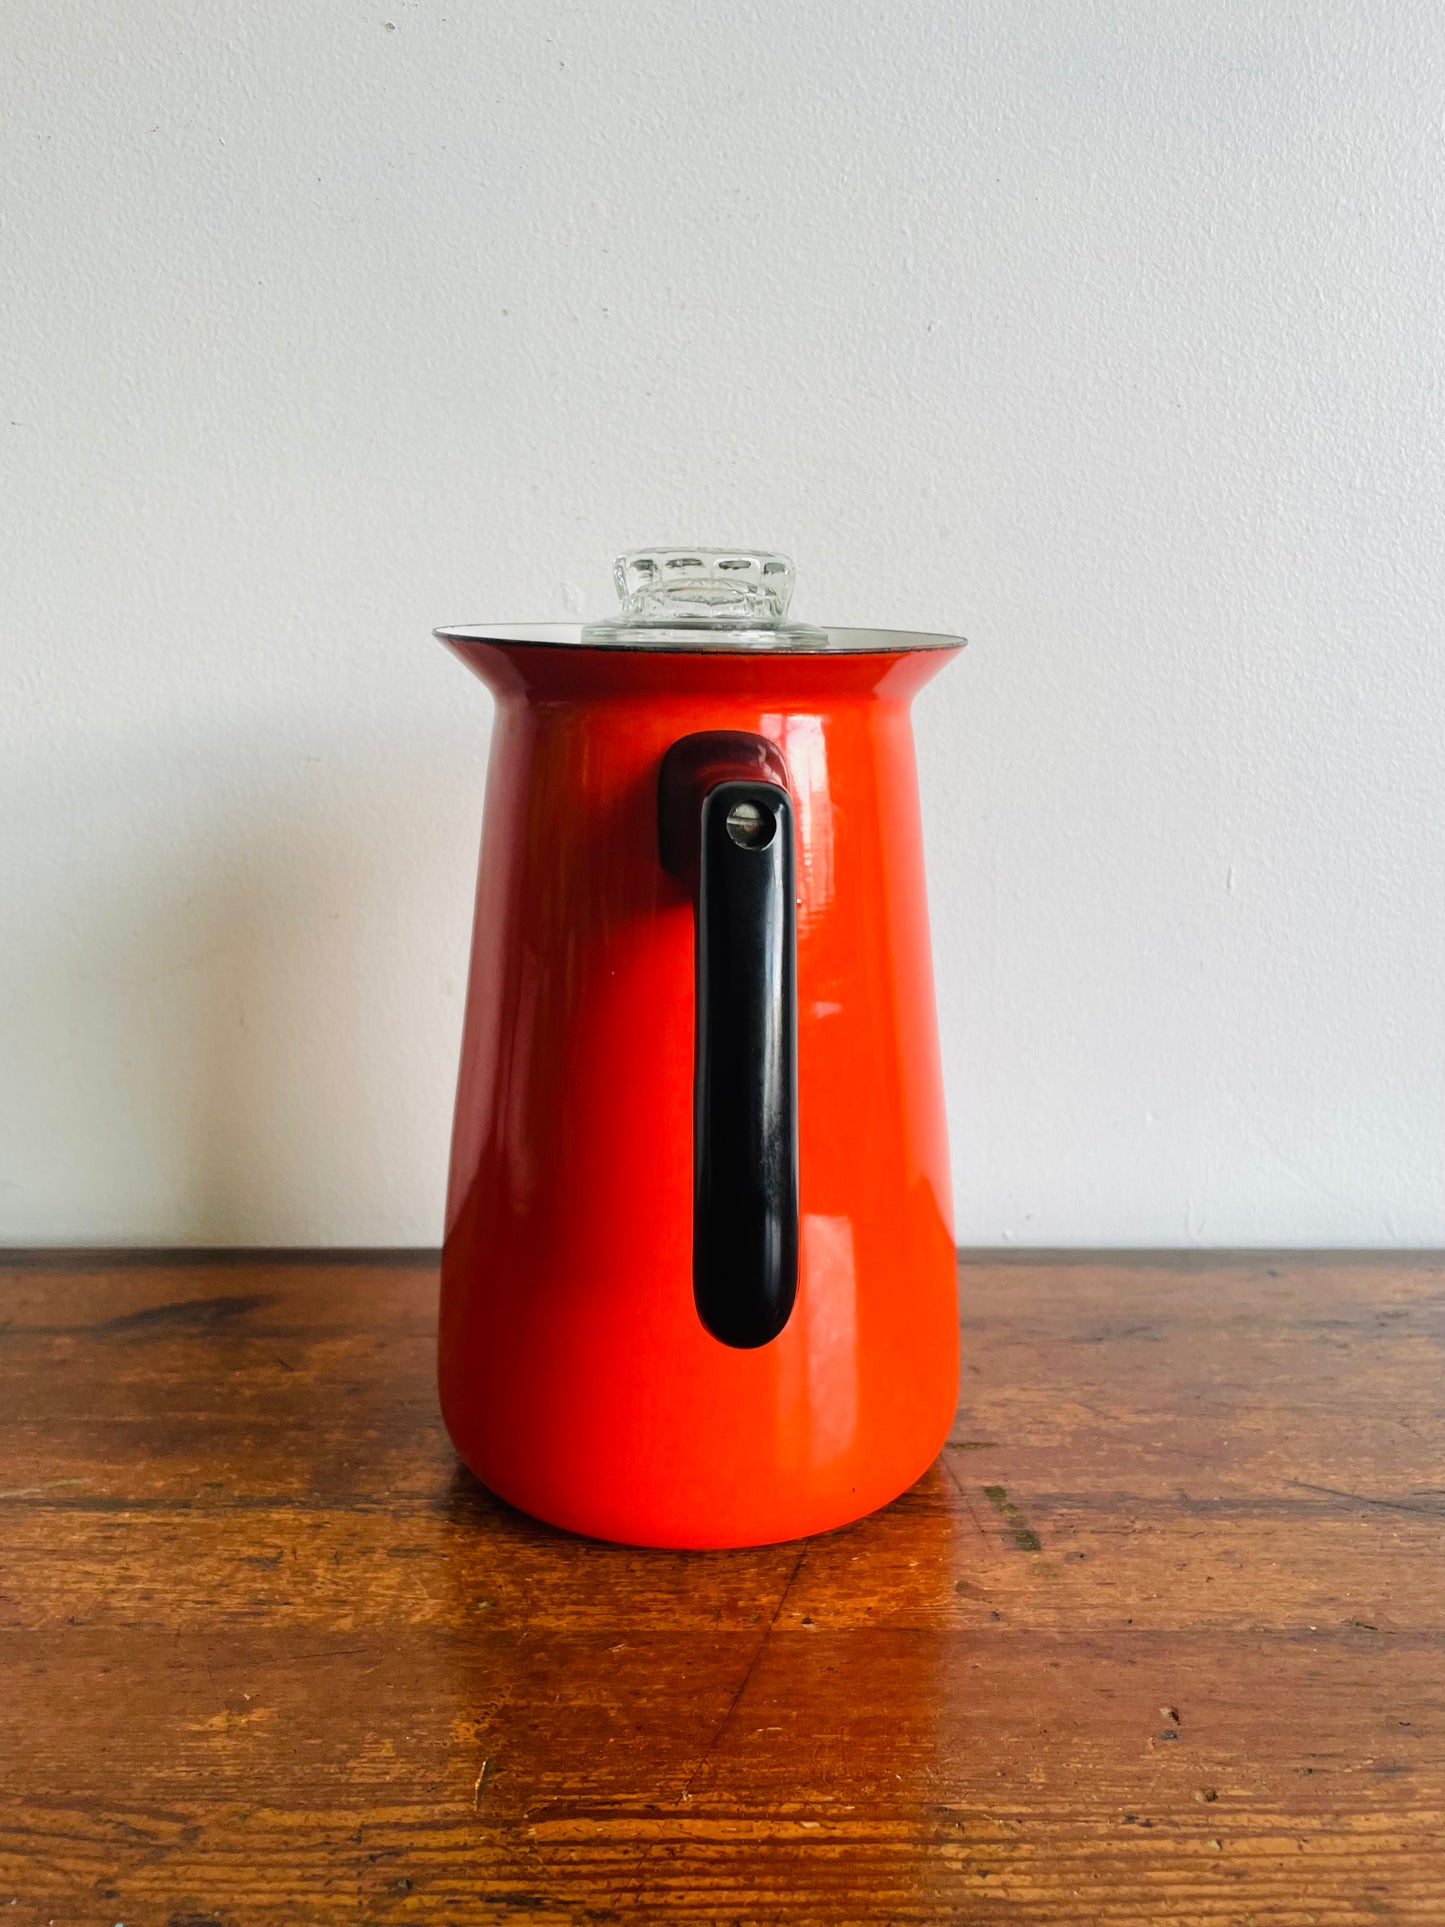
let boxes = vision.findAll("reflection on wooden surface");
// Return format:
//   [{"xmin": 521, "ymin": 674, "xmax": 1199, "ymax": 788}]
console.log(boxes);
[{"xmin": 1, "ymin": 1251, "xmax": 1442, "ymax": 1922}]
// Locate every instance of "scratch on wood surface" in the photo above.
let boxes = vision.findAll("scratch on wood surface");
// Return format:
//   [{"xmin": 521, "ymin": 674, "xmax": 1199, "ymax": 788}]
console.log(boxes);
[
  {"xmin": 0, "ymin": 1477, "xmax": 88, "ymax": 1499},
  {"xmin": 688, "ymin": 1543, "xmax": 808, "ymax": 1789},
  {"xmin": 473, "ymin": 1757, "xmax": 495, "ymax": 1811},
  {"xmin": 612, "ymin": 1543, "xmax": 808, "ymax": 1906},
  {"xmin": 940, "ymin": 1447, "xmax": 996, "ymax": 1549},
  {"xmin": 1287, "ymin": 1479, "xmax": 1445, "ymax": 1516}
]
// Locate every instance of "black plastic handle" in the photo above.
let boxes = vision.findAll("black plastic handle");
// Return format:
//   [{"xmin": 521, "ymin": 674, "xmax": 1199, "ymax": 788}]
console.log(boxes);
[{"xmin": 659, "ymin": 735, "xmax": 799, "ymax": 1349}]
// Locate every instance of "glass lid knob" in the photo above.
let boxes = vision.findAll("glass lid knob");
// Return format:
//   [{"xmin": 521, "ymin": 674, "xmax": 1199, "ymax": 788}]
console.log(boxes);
[{"xmin": 615, "ymin": 549, "xmax": 795, "ymax": 625}]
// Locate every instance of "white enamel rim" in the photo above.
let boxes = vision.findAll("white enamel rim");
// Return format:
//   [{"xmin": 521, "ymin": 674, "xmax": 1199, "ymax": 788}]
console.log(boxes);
[{"xmin": 434, "ymin": 623, "xmax": 965, "ymax": 655}]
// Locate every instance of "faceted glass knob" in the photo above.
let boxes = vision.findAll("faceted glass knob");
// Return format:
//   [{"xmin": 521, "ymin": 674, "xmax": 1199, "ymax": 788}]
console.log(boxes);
[{"xmin": 615, "ymin": 549, "xmax": 794, "ymax": 626}]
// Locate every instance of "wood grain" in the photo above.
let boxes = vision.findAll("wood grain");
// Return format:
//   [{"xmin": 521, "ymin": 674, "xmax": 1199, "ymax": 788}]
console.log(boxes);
[{"xmin": 1, "ymin": 1252, "xmax": 1442, "ymax": 1925}]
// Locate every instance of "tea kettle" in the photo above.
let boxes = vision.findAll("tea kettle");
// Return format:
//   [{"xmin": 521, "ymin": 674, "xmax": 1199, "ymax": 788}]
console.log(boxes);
[{"xmin": 436, "ymin": 550, "xmax": 964, "ymax": 1548}]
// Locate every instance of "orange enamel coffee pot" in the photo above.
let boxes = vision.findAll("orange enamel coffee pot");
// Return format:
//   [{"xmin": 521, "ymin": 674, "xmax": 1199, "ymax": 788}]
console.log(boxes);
[{"xmin": 436, "ymin": 550, "xmax": 963, "ymax": 1548}]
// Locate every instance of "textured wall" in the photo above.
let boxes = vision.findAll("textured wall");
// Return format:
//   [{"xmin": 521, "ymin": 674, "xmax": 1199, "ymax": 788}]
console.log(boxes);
[{"xmin": 3, "ymin": 0, "xmax": 1442, "ymax": 1246}]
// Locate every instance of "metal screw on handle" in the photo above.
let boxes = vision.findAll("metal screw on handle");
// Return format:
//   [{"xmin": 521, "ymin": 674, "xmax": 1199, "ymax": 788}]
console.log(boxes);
[{"xmin": 725, "ymin": 799, "xmax": 776, "ymax": 849}]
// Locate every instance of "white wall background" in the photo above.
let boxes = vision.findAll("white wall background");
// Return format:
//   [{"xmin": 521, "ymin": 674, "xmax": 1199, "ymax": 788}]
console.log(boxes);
[{"xmin": 3, "ymin": 0, "xmax": 1442, "ymax": 1248}]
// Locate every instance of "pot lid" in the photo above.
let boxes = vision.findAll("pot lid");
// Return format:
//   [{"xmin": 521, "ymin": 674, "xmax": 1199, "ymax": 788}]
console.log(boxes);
[{"xmin": 435, "ymin": 548, "xmax": 964, "ymax": 655}]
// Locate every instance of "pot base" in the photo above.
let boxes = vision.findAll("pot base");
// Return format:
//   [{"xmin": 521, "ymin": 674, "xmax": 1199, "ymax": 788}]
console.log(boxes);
[{"xmin": 442, "ymin": 1413, "xmax": 955, "ymax": 1552}]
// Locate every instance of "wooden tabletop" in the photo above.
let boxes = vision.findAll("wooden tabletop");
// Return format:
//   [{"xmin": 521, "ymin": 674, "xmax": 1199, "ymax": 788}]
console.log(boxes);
[{"xmin": 1, "ymin": 1252, "xmax": 1442, "ymax": 1925}]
